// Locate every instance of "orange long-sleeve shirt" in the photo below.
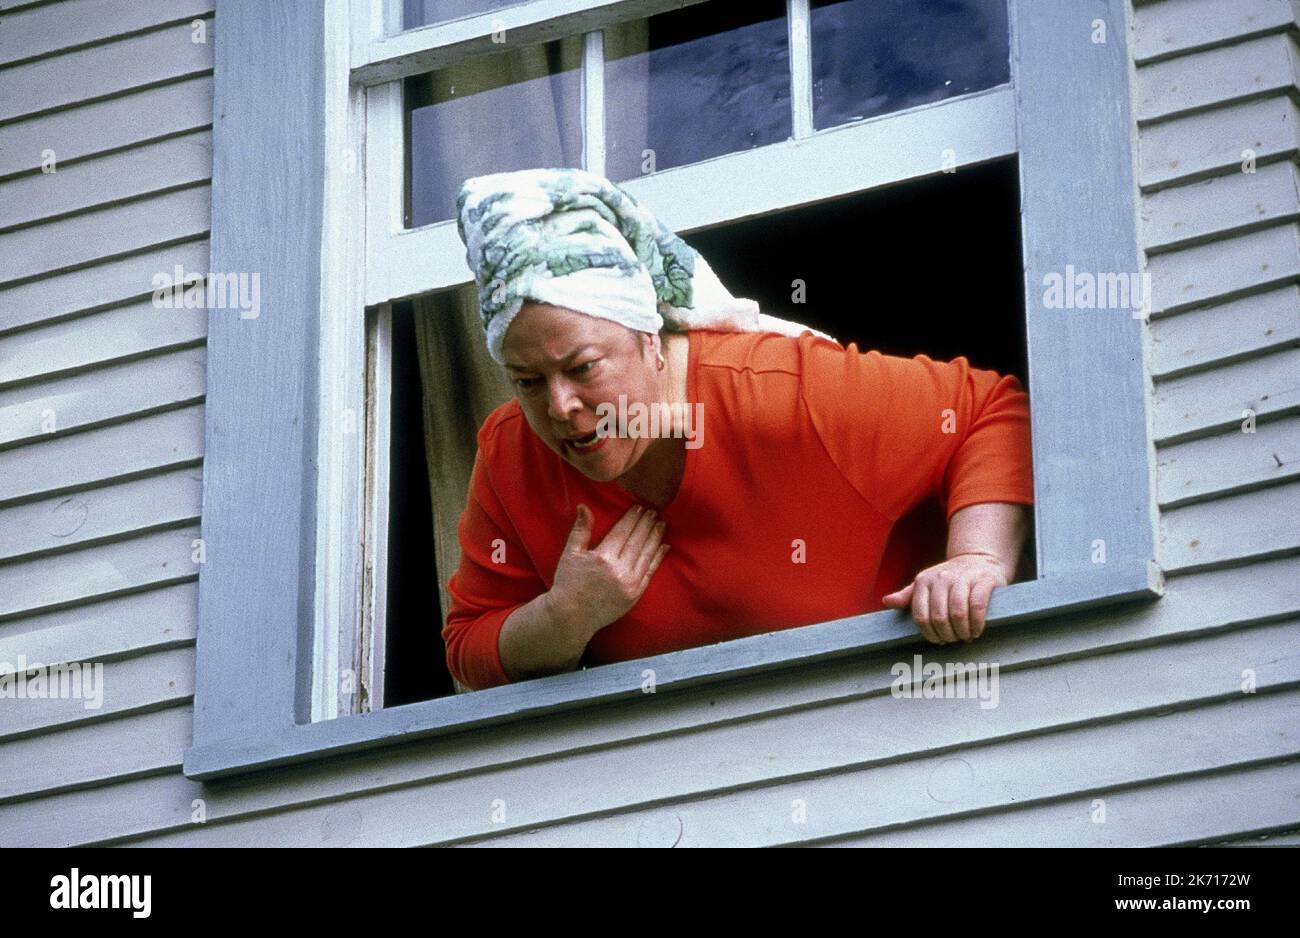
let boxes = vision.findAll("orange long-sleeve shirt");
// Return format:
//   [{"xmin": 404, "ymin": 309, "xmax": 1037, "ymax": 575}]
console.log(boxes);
[{"xmin": 443, "ymin": 329, "xmax": 1035, "ymax": 690}]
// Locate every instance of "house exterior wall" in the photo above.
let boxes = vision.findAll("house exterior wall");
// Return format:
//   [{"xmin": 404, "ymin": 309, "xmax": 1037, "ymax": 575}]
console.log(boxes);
[{"xmin": 0, "ymin": 0, "xmax": 1297, "ymax": 846}]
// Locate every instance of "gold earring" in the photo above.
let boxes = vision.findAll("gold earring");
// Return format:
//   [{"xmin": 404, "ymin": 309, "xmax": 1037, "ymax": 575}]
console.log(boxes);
[{"xmin": 656, "ymin": 352, "xmax": 665, "ymax": 371}]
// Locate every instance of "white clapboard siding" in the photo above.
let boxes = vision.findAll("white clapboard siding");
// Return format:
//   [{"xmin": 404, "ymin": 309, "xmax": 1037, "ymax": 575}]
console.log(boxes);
[
  {"xmin": 103, "ymin": 616, "xmax": 1300, "ymax": 846},
  {"xmin": 1150, "ymin": 345, "xmax": 1300, "ymax": 442},
  {"xmin": 0, "ymin": 404, "xmax": 204, "ymax": 505},
  {"xmin": 0, "ymin": 346, "xmax": 207, "ymax": 448},
  {"xmin": 0, "ymin": 465, "xmax": 203, "ymax": 562},
  {"xmin": 1132, "ymin": 0, "xmax": 1298, "ymax": 64},
  {"xmin": 0, "ymin": 646, "xmax": 193, "ymax": 741},
  {"xmin": 0, "ymin": 0, "xmax": 212, "ymax": 843},
  {"xmin": 0, "ymin": 240, "xmax": 211, "ymax": 335},
  {"xmin": 1148, "ymin": 285, "xmax": 1299, "ymax": 377},
  {"xmin": 0, "ymin": 582, "xmax": 197, "ymax": 672},
  {"xmin": 0, "ymin": 186, "xmax": 212, "ymax": 286},
  {"xmin": 822, "ymin": 760, "xmax": 1300, "ymax": 847},
  {"xmin": 1141, "ymin": 159, "xmax": 1300, "ymax": 255},
  {"xmin": 0, "ymin": 706, "xmax": 190, "ymax": 803},
  {"xmin": 1157, "ymin": 415, "xmax": 1300, "ymax": 507},
  {"xmin": 1139, "ymin": 96, "xmax": 1299, "ymax": 190},
  {"xmin": 0, "ymin": 525, "xmax": 201, "ymax": 622},
  {"xmin": 0, "ymin": 296, "xmax": 208, "ymax": 389},
  {"xmin": 1216, "ymin": 829, "xmax": 1300, "ymax": 846},
  {"xmin": 1160, "ymin": 481, "xmax": 1300, "ymax": 572},
  {"xmin": 0, "ymin": 131, "xmax": 213, "ymax": 231},
  {"xmin": 0, "ymin": 19, "xmax": 213, "ymax": 124},
  {"xmin": 3, "ymin": 0, "xmax": 1300, "ymax": 849},
  {"xmin": 0, "ymin": 0, "xmax": 214, "ymax": 67},
  {"xmin": 1135, "ymin": 31, "xmax": 1300, "ymax": 123},
  {"xmin": 1147, "ymin": 223, "xmax": 1300, "ymax": 315},
  {"xmin": 0, "ymin": 549, "xmax": 1287, "ymax": 845},
  {"xmin": 0, "ymin": 75, "xmax": 213, "ymax": 178},
  {"xmin": 465, "ymin": 690, "xmax": 1300, "ymax": 847}
]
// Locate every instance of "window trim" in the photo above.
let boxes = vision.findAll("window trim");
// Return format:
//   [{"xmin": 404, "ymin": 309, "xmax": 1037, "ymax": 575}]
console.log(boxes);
[{"xmin": 185, "ymin": 0, "xmax": 1162, "ymax": 781}]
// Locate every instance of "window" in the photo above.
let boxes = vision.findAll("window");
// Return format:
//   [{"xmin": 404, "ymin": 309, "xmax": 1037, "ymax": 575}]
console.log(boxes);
[{"xmin": 186, "ymin": 0, "xmax": 1161, "ymax": 780}]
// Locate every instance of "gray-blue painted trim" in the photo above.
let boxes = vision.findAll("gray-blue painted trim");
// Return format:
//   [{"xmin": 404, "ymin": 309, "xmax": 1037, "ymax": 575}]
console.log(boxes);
[
  {"xmin": 191, "ymin": 0, "xmax": 323, "ymax": 748},
  {"xmin": 184, "ymin": 560, "xmax": 1163, "ymax": 779},
  {"xmin": 1014, "ymin": 0, "xmax": 1157, "ymax": 576},
  {"xmin": 187, "ymin": 0, "xmax": 1163, "ymax": 782}
]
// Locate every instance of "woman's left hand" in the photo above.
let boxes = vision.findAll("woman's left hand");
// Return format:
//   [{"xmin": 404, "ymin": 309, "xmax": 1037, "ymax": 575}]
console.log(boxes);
[{"xmin": 880, "ymin": 552, "xmax": 1011, "ymax": 644}]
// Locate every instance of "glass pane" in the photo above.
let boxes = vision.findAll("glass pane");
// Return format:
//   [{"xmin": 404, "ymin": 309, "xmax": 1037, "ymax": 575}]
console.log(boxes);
[
  {"xmin": 604, "ymin": 1, "xmax": 790, "ymax": 183},
  {"xmin": 810, "ymin": 0, "xmax": 1010, "ymax": 130},
  {"xmin": 402, "ymin": 0, "xmax": 525, "ymax": 30},
  {"xmin": 404, "ymin": 37, "xmax": 583, "ymax": 228}
]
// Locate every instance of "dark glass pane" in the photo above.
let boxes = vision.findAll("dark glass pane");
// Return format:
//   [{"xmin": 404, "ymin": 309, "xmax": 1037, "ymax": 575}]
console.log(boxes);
[
  {"xmin": 404, "ymin": 37, "xmax": 583, "ymax": 228},
  {"xmin": 810, "ymin": 0, "xmax": 1009, "ymax": 130},
  {"xmin": 604, "ymin": 1, "xmax": 790, "ymax": 183},
  {"xmin": 403, "ymin": 0, "xmax": 525, "ymax": 30}
]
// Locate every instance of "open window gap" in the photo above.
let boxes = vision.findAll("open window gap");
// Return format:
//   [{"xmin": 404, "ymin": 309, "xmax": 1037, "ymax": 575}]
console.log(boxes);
[{"xmin": 383, "ymin": 154, "xmax": 1032, "ymax": 706}]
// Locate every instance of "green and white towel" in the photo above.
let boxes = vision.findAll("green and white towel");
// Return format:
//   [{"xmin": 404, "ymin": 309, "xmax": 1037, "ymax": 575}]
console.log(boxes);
[{"xmin": 455, "ymin": 167, "xmax": 833, "ymax": 364}]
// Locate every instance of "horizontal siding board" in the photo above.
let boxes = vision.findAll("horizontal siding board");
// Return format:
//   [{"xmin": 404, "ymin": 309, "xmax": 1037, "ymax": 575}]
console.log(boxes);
[
  {"xmin": 1, "ymin": 772, "xmax": 206, "ymax": 848},
  {"xmin": 0, "ymin": 466, "xmax": 203, "ymax": 562},
  {"xmin": 1138, "ymin": 95, "xmax": 1300, "ymax": 191},
  {"xmin": 821, "ymin": 759, "xmax": 1300, "ymax": 847},
  {"xmin": 1133, "ymin": 0, "xmax": 1300, "ymax": 65},
  {"xmin": 0, "ymin": 347, "xmax": 206, "ymax": 449},
  {"xmin": 0, "ymin": 582, "xmax": 197, "ymax": 669},
  {"xmin": 10, "ymin": 552, "xmax": 1300, "ymax": 846},
  {"xmin": 1135, "ymin": 31, "xmax": 1300, "ymax": 124},
  {"xmin": 0, "ymin": 405, "xmax": 203, "ymax": 505},
  {"xmin": 113, "ymin": 619, "xmax": 1300, "ymax": 846},
  {"xmin": 1141, "ymin": 159, "xmax": 1300, "ymax": 255},
  {"xmin": 0, "ymin": 131, "xmax": 212, "ymax": 231},
  {"xmin": 0, "ymin": 240, "xmax": 210, "ymax": 335},
  {"xmin": 0, "ymin": 525, "xmax": 200, "ymax": 623},
  {"xmin": 0, "ymin": 706, "xmax": 189, "ymax": 803},
  {"xmin": 1147, "ymin": 223, "xmax": 1300, "ymax": 317},
  {"xmin": 0, "ymin": 186, "xmax": 211, "ymax": 286},
  {"xmin": 1217, "ymin": 828, "xmax": 1300, "ymax": 845},
  {"xmin": 1151, "ymin": 345, "xmax": 1300, "ymax": 441},
  {"xmin": 0, "ymin": 298, "xmax": 208, "ymax": 389},
  {"xmin": 1157, "ymin": 415, "xmax": 1300, "ymax": 507},
  {"xmin": 464, "ymin": 689, "xmax": 1300, "ymax": 846},
  {"xmin": 0, "ymin": 0, "xmax": 214, "ymax": 66},
  {"xmin": 0, "ymin": 20, "xmax": 214, "ymax": 125},
  {"xmin": 0, "ymin": 74, "xmax": 212, "ymax": 178},
  {"xmin": 1160, "ymin": 481, "xmax": 1300, "ymax": 571},
  {"xmin": 0, "ymin": 647, "xmax": 193, "ymax": 741},
  {"xmin": 1148, "ymin": 285, "xmax": 1300, "ymax": 377}
]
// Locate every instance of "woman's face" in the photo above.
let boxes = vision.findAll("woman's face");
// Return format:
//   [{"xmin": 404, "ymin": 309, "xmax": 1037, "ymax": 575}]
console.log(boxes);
[{"xmin": 501, "ymin": 301, "xmax": 660, "ymax": 482}]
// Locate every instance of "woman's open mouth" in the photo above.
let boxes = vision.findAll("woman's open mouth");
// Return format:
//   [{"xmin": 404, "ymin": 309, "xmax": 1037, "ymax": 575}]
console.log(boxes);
[{"xmin": 563, "ymin": 430, "xmax": 607, "ymax": 454}]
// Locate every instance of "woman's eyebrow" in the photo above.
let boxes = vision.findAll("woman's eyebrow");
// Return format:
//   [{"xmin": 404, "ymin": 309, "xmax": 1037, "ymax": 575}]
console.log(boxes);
[{"xmin": 504, "ymin": 346, "xmax": 596, "ymax": 371}]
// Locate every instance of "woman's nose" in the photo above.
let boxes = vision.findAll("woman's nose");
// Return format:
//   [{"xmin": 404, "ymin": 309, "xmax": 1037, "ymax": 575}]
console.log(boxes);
[{"xmin": 546, "ymin": 377, "xmax": 581, "ymax": 421}]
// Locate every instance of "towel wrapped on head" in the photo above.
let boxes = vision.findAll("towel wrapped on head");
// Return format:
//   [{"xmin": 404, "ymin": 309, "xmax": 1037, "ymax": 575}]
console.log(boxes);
[{"xmin": 454, "ymin": 167, "xmax": 834, "ymax": 364}]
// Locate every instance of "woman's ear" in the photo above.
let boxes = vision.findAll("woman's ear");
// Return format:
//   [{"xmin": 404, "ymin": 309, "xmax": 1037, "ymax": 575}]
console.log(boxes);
[{"xmin": 635, "ymin": 328, "xmax": 660, "ymax": 363}]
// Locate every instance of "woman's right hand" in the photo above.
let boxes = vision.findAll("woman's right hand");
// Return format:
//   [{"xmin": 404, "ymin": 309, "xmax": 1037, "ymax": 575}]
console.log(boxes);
[{"xmin": 547, "ymin": 503, "xmax": 669, "ymax": 638}]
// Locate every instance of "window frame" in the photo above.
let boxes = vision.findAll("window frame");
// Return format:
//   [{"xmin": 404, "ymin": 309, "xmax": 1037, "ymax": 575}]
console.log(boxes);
[{"xmin": 185, "ymin": 0, "xmax": 1161, "ymax": 781}]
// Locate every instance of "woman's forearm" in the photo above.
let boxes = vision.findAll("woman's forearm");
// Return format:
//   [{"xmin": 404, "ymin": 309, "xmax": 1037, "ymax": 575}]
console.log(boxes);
[
  {"xmin": 946, "ymin": 502, "xmax": 1030, "ymax": 579},
  {"xmin": 497, "ymin": 590, "xmax": 593, "ymax": 683}
]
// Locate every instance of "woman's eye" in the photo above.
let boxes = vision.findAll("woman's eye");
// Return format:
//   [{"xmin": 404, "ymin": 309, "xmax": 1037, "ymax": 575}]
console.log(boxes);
[
  {"xmin": 515, "ymin": 376, "xmax": 540, "ymax": 390},
  {"xmin": 570, "ymin": 361, "xmax": 595, "ymax": 376}
]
